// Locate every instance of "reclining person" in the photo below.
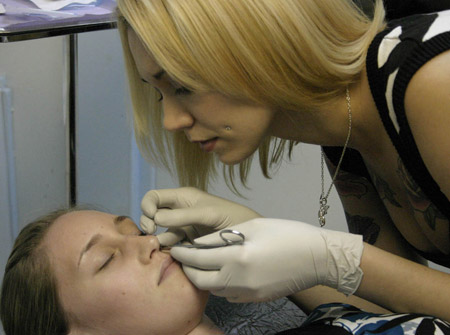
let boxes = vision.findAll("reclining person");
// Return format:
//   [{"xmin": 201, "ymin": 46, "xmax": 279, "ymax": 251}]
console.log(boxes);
[{"xmin": 0, "ymin": 208, "xmax": 222, "ymax": 335}]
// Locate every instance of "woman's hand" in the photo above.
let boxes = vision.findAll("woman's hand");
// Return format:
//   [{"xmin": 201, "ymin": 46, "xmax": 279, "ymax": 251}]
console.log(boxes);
[
  {"xmin": 171, "ymin": 218, "xmax": 364, "ymax": 302},
  {"xmin": 140, "ymin": 187, "xmax": 261, "ymax": 245}
]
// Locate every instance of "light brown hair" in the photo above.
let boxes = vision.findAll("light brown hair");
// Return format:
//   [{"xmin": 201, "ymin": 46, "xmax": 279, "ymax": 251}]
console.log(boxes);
[{"xmin": 0, "ymin": 209, "xmax": 75, "ymax": 335}]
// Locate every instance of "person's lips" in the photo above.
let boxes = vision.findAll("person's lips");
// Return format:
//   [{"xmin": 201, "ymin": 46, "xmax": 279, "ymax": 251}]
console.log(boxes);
[
  {"xmin": 198, "ymin": 137, "xmax": 218, "ymax": 152},
  {"xmin": 158, "ymin": 257, "xmax": 178, "ymax": 285}
]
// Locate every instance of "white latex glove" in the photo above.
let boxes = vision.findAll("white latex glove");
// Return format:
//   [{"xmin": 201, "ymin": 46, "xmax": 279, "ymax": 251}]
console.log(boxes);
[
  {"xmin": 140, "ymin": 187, "xmax": 261, "ymax": 246},
  {"xmin": 171, "ymin": 218, "xmax": 364, "ymax": 302}
]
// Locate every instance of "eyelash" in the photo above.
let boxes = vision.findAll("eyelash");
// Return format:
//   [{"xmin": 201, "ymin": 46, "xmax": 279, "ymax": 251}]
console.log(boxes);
[
  {"xmin": 157, "ymin": 87, "xmax": 192, "ymax": 102},
  {"xmin": 174, "ymin": 87, "xmax": 192, "ymax": 96},
  {"xmin": 99, "ymin": 252, "xmax": 116, "ymax": 271},
  {"xmin": 99, "ymin": 232, "xmax": 146, "ymax": 271},
  {"xmin": 142, "ymin": 81, "xmax": 191, "ymax": 102}
]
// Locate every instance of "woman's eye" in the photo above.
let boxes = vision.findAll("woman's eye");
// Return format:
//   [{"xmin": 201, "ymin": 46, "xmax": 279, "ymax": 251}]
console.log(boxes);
[
  {"xmin": 99, "ymin": 252, "xmax": 116, "ymax": 271},
  {"xmin": 174, "ymin": 86, "xmax": 192, "ymax": 96}
]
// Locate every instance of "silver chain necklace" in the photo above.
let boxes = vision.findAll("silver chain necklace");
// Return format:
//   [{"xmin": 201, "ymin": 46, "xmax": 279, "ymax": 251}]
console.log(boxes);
[{"xmin": 318, "ymin": 87, "xmax": 352, "ymax": 227}]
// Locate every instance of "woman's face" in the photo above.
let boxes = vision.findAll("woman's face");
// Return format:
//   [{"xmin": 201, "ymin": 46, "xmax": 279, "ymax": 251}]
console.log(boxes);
[
  {"xmin": 43, "ymin": 210, "xmax": 208, "ymax": 335},
  {"xmin": 127, "ymin": 28, "xmax": 275, "ymax": 165}
]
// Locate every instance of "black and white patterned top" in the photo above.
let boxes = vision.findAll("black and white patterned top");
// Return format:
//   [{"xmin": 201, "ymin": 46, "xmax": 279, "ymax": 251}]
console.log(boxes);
[
  {"xmin": 366, "ymin": 9, "xmax": 450, "ymax": 220},
  {"xmin": 323, "ymin": 10, "xmax": 450, "ymax": 267}
]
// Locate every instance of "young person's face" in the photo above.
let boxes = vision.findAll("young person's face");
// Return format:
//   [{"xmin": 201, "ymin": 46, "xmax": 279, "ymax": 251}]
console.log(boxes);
[
  {"xmin": 43, "ymin": 210, "xmax": 208, "ymax": 335},
  {"xmin": 127, "ymin": 28, "xmax": 275, "ymax": 165}
]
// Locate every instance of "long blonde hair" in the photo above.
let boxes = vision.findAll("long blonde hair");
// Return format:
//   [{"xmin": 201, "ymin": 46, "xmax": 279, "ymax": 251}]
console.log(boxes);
[{"xmin": 117, "ymin": 0, "xmax": 386, "ymax": 191}]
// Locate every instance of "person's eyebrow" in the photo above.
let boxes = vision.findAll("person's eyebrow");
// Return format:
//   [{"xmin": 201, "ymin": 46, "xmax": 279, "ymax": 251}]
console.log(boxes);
[
  {"xmin": 114, "ymin": 215, "xmax": 131, "ymax": 225},
  {"xmin": 77, "ymin": 215, "xmax": 130, "ymax": 268}
]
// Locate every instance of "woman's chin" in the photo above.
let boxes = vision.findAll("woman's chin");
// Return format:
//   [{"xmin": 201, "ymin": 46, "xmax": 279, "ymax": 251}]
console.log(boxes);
[{"xmin": 217, "ymin": 151, "xmax": 252, "ymax": 166}]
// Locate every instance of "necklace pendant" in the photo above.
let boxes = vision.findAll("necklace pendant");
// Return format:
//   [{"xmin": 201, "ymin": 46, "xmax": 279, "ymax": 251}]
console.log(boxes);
[{"xmin": 318, "ymin": 196, "xmax": 329, "ymax": 227}]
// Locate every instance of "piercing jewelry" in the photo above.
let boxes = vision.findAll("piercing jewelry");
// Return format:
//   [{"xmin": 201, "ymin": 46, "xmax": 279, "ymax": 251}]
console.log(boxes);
[
  {"xmin": 225, "ymin": 126, "xmax": 232, "ymax": 131},
  {"xmin": 318, "ymin": 87, "xmax": 352, "ymax": 227}
]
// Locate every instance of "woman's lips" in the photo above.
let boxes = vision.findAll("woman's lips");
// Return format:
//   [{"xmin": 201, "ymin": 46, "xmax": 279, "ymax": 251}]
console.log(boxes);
[
  {"xmin": 199, "ymin": 137, "xmax": 218, "ymax": 152},
  {"xmin": 158, "ymin": 257, "xmax": 178, "ymax": 285}
]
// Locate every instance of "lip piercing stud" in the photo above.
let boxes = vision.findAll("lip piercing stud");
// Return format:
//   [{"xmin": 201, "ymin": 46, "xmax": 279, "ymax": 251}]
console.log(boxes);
[{"xmin": 225, "ymin": 126, "xmax": 232, "ymax": 131}]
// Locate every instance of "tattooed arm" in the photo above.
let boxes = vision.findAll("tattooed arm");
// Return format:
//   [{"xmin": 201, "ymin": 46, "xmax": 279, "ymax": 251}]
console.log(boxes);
[
  {"xmin": 290, "ymin": 155, "xmax": 423, "ymax": 314},
  {"xmin": 335, "ymin": 168, "xmax": 426, "ymax": 264}
]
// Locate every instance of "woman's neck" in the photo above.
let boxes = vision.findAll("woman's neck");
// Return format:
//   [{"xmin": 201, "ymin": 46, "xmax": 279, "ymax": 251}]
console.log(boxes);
[
  {"xmin": 187, "ymin": 315, "xmax": 223, "ymax": 335},
  {"xmin": 270, "ymin": 69, "xmax": 382, "ymax": 155}
]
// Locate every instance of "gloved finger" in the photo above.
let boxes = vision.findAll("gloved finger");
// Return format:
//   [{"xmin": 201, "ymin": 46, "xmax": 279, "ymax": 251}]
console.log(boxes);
[
  {"xmin": 156, "ymin": 229, "xmax": 186, "ymax": 246},
  {"xmin": 211, "ymin": 289, "xmax": 241, "ymax": 302},
  {"xmin": 154, "ymin": 207, "xmax": 221, "ymax": 228},
  {"xmin": 194, "ymin": 229, "xmax": 245, "ymax": 244},
  {"xmin": 212, "ymin": 288, "xmax": 266, "ymax": 303},
  {"xmin": 141, "ymin": 188, "xmax": 192, "ymax": 216},
  {"xmin": 182, "ymin": 225, "xmax": 203, "ymax": 243},
  {"xmin": 171, "ymin": 238, "xmax": 237, "ymax": 270},
  {"xmin": 181, "ymin": 264, "xmax": 224, "ymax": 291},
  {"xmin": 140, "ymin": 215, "xmax": 156, "ymax": 234},
  {"xmin": 140, "ymin": 190, "xmax": 160, "ymax": 218}
]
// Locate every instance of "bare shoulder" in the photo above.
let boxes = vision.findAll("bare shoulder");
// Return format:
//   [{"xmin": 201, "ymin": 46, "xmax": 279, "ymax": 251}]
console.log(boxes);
[{"xmin": 404, "ymin": 49, "xmax": 450, "ymax": 199}]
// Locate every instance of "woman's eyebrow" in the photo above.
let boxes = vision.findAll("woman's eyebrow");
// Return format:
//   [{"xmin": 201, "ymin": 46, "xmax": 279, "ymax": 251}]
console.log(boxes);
[
  {"xmin": 78, "ymin": 216, "xmax": 131, "ymax": 268},
  {"xmin": 113, "ymin": 215, "xmax": 131, "ymax": 225}
]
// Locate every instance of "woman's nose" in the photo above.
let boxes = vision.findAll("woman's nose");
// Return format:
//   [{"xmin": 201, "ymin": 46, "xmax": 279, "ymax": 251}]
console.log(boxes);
[
  {"xmin": 131, "ymin": 235, "xmax": 160, "ymax": 264},
  {"xmin": 162, "ymin": 101, "xmax": 194, "ymax": 132}
]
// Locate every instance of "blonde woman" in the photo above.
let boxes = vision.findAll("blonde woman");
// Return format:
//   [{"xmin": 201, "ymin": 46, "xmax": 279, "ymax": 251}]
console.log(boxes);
[{"xmin": 116, "ymin": 0, "xmax": 450, "ymax": 333}]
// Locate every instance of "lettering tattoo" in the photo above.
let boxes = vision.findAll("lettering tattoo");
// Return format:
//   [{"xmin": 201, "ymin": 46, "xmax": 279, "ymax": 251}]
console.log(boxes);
[
  {"xmin": 345, "ymin": 211, "xmax": 380, "ymax": 244},
  {"xmin": 396, "ymin": 158, "xmax": 446, "ymax": 231}
]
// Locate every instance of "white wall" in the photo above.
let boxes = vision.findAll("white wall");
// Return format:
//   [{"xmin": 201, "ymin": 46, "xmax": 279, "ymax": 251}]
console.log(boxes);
[
  {"xmin": 0, "ymin": 35, "xmax": 68, "ymax": 335},
  {"xmin": 0, "ymin": 36, "xmax": 68, "ymax": 227},
  {"xmin": 76, "ymin": 29, "xmax": 155, "ymax": 222}
]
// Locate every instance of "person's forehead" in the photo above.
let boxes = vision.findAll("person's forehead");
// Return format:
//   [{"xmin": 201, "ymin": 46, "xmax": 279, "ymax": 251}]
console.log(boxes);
[
  {"xmin": 55, "ymin": 210, "xmax": 114, "ymax": 229},
  {"xmin": 127, "ymin": 27, "xmax": 162, "ymax": 77},
  {"xmin": 45, "ymin": 211, "xmax": 113, "ymax": 250}
]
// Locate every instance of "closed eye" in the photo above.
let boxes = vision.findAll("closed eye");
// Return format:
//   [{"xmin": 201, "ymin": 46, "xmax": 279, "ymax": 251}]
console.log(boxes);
[
  {"xmin": 174, "ymin": 86, "xmax": 192, "ymax": 96},
  {"xmin": 99, "ymin": 252, "xmax": 116, "ymax": 272}
]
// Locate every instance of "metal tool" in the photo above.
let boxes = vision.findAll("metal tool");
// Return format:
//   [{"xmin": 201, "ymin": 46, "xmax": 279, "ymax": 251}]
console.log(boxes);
[{"xmin": 174, "ymin": 229, "xmax": 245, "ymax": 249}]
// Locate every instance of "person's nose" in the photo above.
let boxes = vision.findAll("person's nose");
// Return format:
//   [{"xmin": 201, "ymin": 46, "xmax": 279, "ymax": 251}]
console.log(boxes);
[
  {"xmin": 126, "ymin": 235, "xmax": 160, "ymax": 264},
  {"xmin": 162, "ymin": 101, "xmax": 194, "ymax": 132}
]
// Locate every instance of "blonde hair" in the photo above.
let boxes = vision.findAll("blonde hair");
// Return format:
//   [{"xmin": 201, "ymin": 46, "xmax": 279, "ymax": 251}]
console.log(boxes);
[{"xmin": 117, "ymin": 0, "xmax": 386, "ymax": 191}]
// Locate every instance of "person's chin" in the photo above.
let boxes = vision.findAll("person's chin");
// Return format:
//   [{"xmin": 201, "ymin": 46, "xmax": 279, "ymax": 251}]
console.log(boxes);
[{"xmin": 217, "ymin": 150, "xmax": 252, "ymax": 165}]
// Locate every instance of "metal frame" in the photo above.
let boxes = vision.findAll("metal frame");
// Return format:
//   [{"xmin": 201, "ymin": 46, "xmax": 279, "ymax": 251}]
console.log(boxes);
[{"xmin": 1, "ymin": 8, "xmax": 117, "ymax": 206}]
